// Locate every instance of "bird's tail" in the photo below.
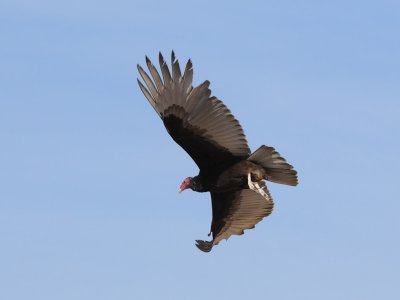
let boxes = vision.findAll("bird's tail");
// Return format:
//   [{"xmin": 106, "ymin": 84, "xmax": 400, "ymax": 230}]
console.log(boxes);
[{"xmin": 248, "ymin": 145, "xmax": 298, "ymax": 186}]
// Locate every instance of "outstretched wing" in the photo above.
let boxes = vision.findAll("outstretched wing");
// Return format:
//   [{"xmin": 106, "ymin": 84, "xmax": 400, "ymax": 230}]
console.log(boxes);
[
  {"xmin": 137, "ymin": 52, "xmax": 250, "ymax": 172},
  {"xmin": 196, "ymin": 182, "xmax": 274, "ymax": 252}
]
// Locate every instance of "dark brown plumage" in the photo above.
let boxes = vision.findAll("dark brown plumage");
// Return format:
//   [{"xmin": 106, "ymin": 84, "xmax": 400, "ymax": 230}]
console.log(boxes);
[{"xmin": 137, "ymin": 51, "xmax": 298, "ymax": 252}]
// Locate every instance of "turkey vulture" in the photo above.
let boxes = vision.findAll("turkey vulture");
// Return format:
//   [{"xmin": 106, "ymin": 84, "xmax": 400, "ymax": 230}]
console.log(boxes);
[{"xmin": 137, "ymin": 52, "xmax": 298, "ymax": 252}]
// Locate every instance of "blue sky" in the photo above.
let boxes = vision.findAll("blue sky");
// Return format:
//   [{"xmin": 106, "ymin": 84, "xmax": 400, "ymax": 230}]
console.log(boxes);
[{"xmin": 1, "ymin": 0, "xmax": 399, "ymax": 299}]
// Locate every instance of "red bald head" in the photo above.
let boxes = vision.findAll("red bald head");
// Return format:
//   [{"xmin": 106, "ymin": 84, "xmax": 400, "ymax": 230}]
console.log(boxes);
[{"xmin": 179, "ymin": 177, "xmax": 192, "ymax": 193}]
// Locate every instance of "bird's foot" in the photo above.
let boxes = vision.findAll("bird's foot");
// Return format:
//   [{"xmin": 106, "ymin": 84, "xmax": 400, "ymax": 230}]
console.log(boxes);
[{"xmin": 247, "ymin": 173, "xmax": 269, "ymax": 198}]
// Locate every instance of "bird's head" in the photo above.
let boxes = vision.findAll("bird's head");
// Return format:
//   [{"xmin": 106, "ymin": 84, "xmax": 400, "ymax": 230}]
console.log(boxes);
[{"xmin": 179, "ymin": 177, "xmax": 193, "ymax": 193}]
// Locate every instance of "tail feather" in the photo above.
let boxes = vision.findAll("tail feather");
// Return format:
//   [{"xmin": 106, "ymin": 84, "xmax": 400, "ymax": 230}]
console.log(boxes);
[{"xmin": 248, "ymin": 145, "xmax": 298, "ymax": 186}]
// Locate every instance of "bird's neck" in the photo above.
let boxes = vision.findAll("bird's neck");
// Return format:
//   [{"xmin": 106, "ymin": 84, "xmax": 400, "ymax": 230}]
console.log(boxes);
[{"xmin": 191, "ymin": 176, "xmax": 207, "ymax": 192}]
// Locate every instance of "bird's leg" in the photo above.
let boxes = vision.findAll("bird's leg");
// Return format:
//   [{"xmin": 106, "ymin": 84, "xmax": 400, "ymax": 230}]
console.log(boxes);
[
  {"xmin": 247, "ymin": 173, "xmax": 269, "ymax": 198},
  {"xmin": 247, "ymin": 173, "xmax": 256, "ymax": 190}
]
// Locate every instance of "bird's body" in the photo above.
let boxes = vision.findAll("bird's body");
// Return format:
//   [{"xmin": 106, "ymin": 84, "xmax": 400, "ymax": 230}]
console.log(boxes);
[
  {"xmin": 137, "ymin": 52, "xmax": 298, "ymax": 252},
  {"xmin": 193, "ymin": 160, "xmax": 266, "ymax": 193}
]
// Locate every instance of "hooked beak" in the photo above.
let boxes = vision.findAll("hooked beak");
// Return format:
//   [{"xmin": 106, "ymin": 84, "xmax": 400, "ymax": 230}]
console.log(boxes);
[
  {"xmin": 179, "ymin": 178, "xmax": 191, "ymax": 193},
  {"xmin": 178, "ymin": 185, "xmax": 187, "ymax": 193}
]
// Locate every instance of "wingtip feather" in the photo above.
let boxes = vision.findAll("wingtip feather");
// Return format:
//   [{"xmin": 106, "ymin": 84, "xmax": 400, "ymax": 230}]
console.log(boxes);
[
  {"xmin": 195, "ymin": 240, "xmax": 213, "ymax": 253},
  {"xmin": 171, "ymin": 50, "xmax": 176, "ymax": 62}
]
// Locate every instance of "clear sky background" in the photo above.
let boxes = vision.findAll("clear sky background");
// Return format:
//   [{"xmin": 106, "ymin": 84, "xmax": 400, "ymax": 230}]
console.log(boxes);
[{"xmin": 1, "ymin": 1, "xmax": 399, "ymax": 299}]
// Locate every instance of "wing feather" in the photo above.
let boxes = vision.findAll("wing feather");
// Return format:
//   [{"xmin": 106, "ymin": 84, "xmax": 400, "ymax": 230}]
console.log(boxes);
[
  {"xmin": 171, "ymin": 51, "xmax": 182, "ymax": 82},
  {"xmin": 137, "ymin": 79, "xmax": 157, "ymax": 113},
  {"xmin": 137, "ymin": 64, "xmax": 158, "ymax": 99},
  {"xmin": 145, "ymin": 56, "xmax": 163, "ymax": 92},
  {"xmin": 159, "ymin": 52, "xmax": 172, "ymax": 84},
  {"xmin": 182, "ymin": 59, "xmax": 193, "ymax": 93},
  {"xmin": 195, "ymin": 182, "xmax": 274, "ymax": 252},
  {"xmin": 137, "ymin": 51, "xmax": 250, "ymax": 171}
]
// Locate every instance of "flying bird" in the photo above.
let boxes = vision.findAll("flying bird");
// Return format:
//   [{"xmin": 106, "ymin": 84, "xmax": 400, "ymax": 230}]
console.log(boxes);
[{"xmin": 137, "ymin": 52, "xmax": 298, "ymax": 252}]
